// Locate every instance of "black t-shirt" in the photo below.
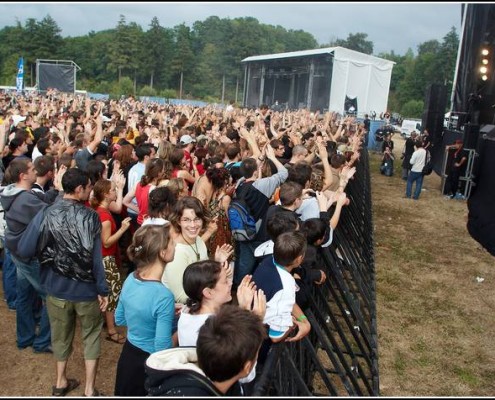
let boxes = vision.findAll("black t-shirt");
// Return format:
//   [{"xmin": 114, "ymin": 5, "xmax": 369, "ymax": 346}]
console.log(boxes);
[
  {"xmin": 256, "ymin": 205, "xmax": 298, "ymax": 243},
  {"xmin": 363, "ymin": 118, "xmax": 371, "ymax": 132},
  {"xmin": 452, "ymin": 148, "xmax": 468, "ymax": 173},
  {"xmin": 382, "ymin": 139, "xmax": 394, "ymax": 153}
]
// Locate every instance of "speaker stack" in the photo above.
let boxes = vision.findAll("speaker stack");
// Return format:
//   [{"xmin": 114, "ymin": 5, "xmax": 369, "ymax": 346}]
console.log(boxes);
[
  {"xmin": 422, "ymin": 84, "xmax": 448, "ymax": 145},
  {"xmin": 463, "ymin": 123, "xmax": 481, "ymax": 150}
]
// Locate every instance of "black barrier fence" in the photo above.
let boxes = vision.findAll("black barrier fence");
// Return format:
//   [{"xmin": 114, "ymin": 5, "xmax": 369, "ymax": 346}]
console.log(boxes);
[{"xmin": 252, "ymin": 149, "xmax": 379, "ymax": 396}]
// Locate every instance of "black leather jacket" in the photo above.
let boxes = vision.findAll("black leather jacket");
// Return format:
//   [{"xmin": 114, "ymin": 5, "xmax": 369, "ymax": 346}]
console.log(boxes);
[{"xmin": 37, "ymin": 199, "xmax": 101, "ymax": 283}]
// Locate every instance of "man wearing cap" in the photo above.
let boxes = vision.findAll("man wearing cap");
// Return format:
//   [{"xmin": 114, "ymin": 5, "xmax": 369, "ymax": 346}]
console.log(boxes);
[
  {"xmin": 179, "ymin": 134, "xmax": 196, "ymax": 173},
  {"xmin": 11, "ymin": 115, "xmax": 27, "ymax": 131}
]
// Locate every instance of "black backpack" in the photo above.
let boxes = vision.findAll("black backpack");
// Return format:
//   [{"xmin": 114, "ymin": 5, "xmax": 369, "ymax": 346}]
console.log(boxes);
[{"xmin": 422, "ymin": 150, "xmax": 433, "ymax": 175}]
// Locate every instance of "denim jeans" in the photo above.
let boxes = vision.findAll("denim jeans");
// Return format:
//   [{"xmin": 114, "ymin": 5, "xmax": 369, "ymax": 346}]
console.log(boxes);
[
  {"xmin": 11, "ymin": 255, "xmax": 51, "ymax": 351},
  {"xmin": 406, "ymin": 171, "xmax": 424, "ymax": 199},
  {"xmin": 234, "ymin": 240, "xmax": 262, "ymax": 287},
  {"xmin": 2, "ymin": 244, "xmax": 17, "ymax": 309}
]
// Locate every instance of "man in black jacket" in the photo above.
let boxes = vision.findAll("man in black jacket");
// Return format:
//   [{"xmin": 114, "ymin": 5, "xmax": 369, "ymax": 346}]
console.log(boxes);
[{"xmin": 17, "ymin": 168, "xmax": 109, "ymax": 397}]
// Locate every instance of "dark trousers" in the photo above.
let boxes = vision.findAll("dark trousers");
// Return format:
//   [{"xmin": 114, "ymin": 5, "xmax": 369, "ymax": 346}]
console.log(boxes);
[
  {"xmin": 115, "ymin": 339, "xmax": 150, "ymax": 396},
  {"xmin": 447, "ymin": 168, "xmax": 461, "ymax": 195}
]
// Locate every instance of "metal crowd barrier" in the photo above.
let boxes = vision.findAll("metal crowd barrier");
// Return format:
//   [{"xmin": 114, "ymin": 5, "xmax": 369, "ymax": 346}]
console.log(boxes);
[{"xmin": 252, "ymin": 149, "xmax": 379, "ymax": 396}]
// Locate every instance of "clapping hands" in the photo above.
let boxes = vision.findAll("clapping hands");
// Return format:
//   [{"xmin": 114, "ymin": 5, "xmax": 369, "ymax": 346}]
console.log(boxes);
[{"xmin": 236, "ymin": 275, "xmax": 266, "ymax": 319}]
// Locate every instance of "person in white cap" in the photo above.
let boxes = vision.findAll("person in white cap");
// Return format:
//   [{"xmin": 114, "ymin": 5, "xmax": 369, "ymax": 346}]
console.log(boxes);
[
  {"xmin": 11, "ymin": 115, "xmax": 26, "ymax": 130},
  {"xmin": 179, "ymin": 134, "xmax": 196, "ymax": 173}
]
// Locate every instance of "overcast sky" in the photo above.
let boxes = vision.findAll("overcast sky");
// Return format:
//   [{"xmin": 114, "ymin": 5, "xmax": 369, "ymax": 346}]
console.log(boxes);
[{"xmin": 0, "ymin": 2, "xmax": 462, "ymax": 56}]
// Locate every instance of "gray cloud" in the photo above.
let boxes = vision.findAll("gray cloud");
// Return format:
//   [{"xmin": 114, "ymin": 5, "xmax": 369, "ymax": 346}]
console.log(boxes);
[{"xmin": 0, "ymin": 2, "xmax": 461, "ymax": 55}]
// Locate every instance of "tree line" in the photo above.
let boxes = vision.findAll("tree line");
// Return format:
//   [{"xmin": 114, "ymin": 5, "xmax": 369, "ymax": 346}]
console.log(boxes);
[{"xmin": 0, "ymin": 14, "xmax": 459, "ymax": 118}]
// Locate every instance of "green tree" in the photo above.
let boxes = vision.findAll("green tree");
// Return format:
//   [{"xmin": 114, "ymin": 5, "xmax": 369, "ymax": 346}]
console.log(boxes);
[
  {"xmin": 111, "ymin": 76, "xmax": 134, "ymax": 97},
  {"xmin": 107, "ymin": 15, "xmax": 142, "ymax": 83},
  {"xmin": 439, "ymin": 27, "xmax": 459, "ymax": 108},
  {"xmin": 170, "ymin": 23, "xmax": 195, "ymax": 98},
  {"xmin": 401, "ymin": 99, "xmax": 424, "ymax": 118},
  {"xmin": 417, "ymin": 39, "xmax": 441, "ymax": 56},
  {"xmin": 160, "ymin": 88, "xmax": 177, "ymax": 99},
  {"xmin": 327, "ymin": 32, "xmax": 373, "ymax": 54},
  {"xmin": 35, "ymin": 15, "xmax": 63, "ymax": 58},
  {"xmin": 193, "ymin": 43, "xmax": 223, "ymax": 99},
  {"xmin": 0, "ymin": 22, "xmax": 25, "ymax": 84},
  {"xmin": 143, "ymin": 17, "xmax": 174, "ymax": 90},
  {"xmin": 139, "ymin": 85, "xmax": 157, "ymax": 96}
]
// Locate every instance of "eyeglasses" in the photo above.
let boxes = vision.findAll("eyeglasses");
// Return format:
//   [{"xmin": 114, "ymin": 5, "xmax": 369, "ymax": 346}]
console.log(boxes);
[{"xmin": 180, "ymin": 217, "xmax": 202, "ymax": 224}]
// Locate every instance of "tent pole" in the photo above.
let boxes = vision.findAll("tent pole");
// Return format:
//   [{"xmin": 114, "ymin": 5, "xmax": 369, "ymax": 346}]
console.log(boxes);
[{"xmin": 450, "ymin": 3, "xmax": 468, "ymax": 114}]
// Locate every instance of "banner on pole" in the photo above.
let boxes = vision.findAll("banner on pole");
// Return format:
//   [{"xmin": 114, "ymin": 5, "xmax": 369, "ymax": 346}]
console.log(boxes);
[{"xmin": 16, "ymin": 57, "xmax": 24, "ymax": 93}]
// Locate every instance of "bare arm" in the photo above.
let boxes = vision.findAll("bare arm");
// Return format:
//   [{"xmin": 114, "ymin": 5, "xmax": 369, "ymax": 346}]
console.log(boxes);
[
  {"xmin": 101, "ymin": 218, "xmax": 131, "ymax": 249},
  {"xmin": 108, "ymin": 169, "xmax": 126, "ymax": 214},
  {"xmin": 329, "ymin": 192, "xmax": 348, "ymax": 230},
  {"xmin": 178, "ymin": 169, "xmax": 197, "ymax": 184},
  {"xmin": 317, "ymin": 142, "xmax": 333, "ymax": 191},
  {"xmin": 122, "ymin": 184, "xmax": 139, "ymax": 214},
  {"xmin": 87, "ymin": 114, "xmax": 103, "ymax": 154},
  {"xmin": 239, "ymin": 127, "xmax": 261, "ymax": 160},
  {"xmin": 0, "ymin": 120, "xmax": 8, "ymax": 155}
]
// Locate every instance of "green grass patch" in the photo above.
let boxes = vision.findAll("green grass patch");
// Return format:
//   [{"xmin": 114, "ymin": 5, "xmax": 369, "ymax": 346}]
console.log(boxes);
[
  {"xmin": 394, "ymin": 351, "xmax": 407, "ymax": 377},
  {"xmin": 453, "ymin": 366, "xmax": 479, "ymax": 386}
]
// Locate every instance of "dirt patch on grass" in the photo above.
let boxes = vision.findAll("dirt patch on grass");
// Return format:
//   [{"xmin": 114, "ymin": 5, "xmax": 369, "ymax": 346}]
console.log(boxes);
[
  {"xmin": 372, "ymin": 137, "xmax": 495, "ymax": 396},
  {"xmin": 0, "ymin": 291, "xmax": 122, "ymax": 396}
]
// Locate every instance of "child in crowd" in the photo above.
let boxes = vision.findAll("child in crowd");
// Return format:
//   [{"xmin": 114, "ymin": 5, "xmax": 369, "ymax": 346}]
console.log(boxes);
[
  {"xmin": 252, "ymin": 231, "xmax": 311, "ymax": 366},
  {"xmin": 145, "ymin": 305, "xmax": 267, "ymax": 396}
]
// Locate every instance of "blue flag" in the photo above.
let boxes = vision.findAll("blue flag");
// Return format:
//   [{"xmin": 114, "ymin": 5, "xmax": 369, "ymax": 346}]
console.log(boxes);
[{"xmin": 16, "ymin": 57, "xmax": 24, "ymax": 93}]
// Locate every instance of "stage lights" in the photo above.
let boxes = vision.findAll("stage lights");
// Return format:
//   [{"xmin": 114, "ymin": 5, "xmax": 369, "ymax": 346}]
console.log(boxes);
[{"xmin": 480, "ymin": 46, "xmax": 490, "ymax": 82}]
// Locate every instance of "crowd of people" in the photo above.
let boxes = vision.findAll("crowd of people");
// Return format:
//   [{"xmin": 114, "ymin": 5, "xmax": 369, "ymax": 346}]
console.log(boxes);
[
  {"xmin": 0, "ymin": 89, "xmax": 365, "ymax": 396},
  {"xmin": 374, "ymin": 124, "xmax": 448, "ymax": 201}
]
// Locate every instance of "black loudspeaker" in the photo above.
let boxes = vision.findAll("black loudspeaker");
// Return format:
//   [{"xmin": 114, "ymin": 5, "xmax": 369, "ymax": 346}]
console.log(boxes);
[
  {"xmin": 480, "ymin": 124, "xmax": 495, "ymax": 138},
  {"xmin": 463, "ymin": 123, "xmax": 480, "ymax": 150},
  {"xmin": 422, "ymin": 110, "xmax": 444, "ymax": 142},
  {"xmin": 425, "ymin": 83, "xmax": 448, "ymax": 113},
  {"xmin": 479, "ymin": 94, "xmax": 495, "ymax": 126}
]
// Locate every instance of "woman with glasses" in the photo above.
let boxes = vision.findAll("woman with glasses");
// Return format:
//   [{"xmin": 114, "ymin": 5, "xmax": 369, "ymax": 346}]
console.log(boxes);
[{"xmin": 161, "ymin": 197, "xmax": 232, "ymax": 305}]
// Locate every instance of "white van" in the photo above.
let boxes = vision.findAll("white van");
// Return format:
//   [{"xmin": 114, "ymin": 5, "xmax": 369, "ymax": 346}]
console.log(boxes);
[{"xmin": 400, "ymin": 119, "xmax": 422, "ymax": 138}]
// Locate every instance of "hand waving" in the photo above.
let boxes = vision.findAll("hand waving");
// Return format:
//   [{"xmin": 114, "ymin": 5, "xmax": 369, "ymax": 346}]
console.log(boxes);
[{"xmin": 214, "ymin": 244, "xmax": 234, "ymax": 264}]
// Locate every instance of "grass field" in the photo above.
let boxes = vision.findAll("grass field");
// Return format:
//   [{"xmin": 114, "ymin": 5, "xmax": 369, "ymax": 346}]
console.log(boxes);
[{"xmin": 371, "ymin": 137, "xmax": 495, "ymax": 396}]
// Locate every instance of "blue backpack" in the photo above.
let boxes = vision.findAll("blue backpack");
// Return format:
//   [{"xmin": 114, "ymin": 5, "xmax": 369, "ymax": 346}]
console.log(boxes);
[{"xmin": 228, "ymin": 198, "xmax": 258, "ymax": 242}]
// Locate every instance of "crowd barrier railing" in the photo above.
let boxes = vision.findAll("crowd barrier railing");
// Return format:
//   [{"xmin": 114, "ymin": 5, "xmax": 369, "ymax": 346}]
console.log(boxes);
[{"xmin": 252, "ymin": 149, "xmax": 379, "ymax": 396}]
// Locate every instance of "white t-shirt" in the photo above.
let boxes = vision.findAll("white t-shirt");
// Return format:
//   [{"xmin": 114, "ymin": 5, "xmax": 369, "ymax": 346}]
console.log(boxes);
[
  {"xmin": 177, "ymin": 309, "xmax": 211, "ymax": 347},
  {"xmin": 142, "ymin": 217, "xmax": 169, "ymax": 226},
  {"xmin": 410, "ymin": 148, "xmax": 426, "ymax": 173}
]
